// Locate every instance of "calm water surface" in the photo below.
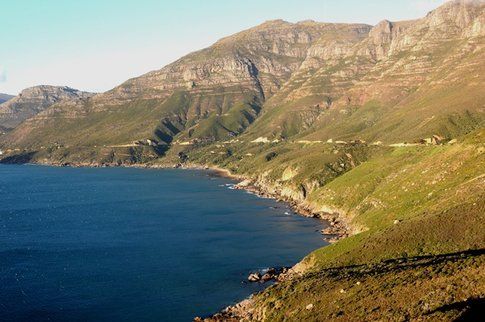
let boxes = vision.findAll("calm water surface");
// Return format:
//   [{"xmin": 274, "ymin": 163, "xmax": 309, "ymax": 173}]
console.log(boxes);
[{"xmin": 0, "ymin": 165, "xmax": 326, "ymax": 321}]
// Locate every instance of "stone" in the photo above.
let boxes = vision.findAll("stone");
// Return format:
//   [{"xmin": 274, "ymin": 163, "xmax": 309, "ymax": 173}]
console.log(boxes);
[
  {"xmin": 266, "ymin": 268, "xmax": 277, "ymax": 275},
  {"xmin": 432, "ymin": 134, "xmax": 444, "ymax": 145},
  {"xmin": 306, "ymin": 303, "xmax": 314, "ymax": 310},
  {"xmin": 248, "ymin": 273, "xmax": 261, "ymax": 282},
  {"xmin": 261, "ymin": 273, "xmax": 273, "ymax": 282}
]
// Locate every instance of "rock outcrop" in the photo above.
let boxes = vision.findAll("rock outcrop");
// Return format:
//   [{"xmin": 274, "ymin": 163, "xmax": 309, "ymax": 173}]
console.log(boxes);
[
  {"xmin": 1, "ymin": 0, "xmax": 483, "ymax": 155},
  {"xmin": 0, "ymin": 85, "xmax": 94, "ymax": 131},
  {"xmin": 246, "ymin": 0, "xmax": 485, "ymax": 141}
]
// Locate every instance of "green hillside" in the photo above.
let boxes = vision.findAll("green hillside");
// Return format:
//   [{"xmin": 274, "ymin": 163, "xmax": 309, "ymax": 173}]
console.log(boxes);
[{"xmin": 1, "ymin": 1, "xmax": 484, "ymax": 320}]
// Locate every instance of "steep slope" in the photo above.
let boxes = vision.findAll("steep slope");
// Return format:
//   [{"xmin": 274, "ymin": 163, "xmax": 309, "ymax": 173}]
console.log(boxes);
[
  {"xmin": 189, "ymin": 129, "xmax": 484, "ymax": 321},
  {"xmin": 1, "ymin": 1, "xmax": 483, "ymax": 157},
  {"xmin": 0, "ymin": 94, "xmax": 14, "ymax": 132},
  {"xmin": 0, "ymin": 22, "xmax": 371, "ymax": 151},
  {"xmin": 245, "ymin": 0, "xmax": 485, "ymax": 142},
  {"xmin": 0, "ymin": 86, "xmax": 94, "ymax": 132},
  {"xmin": 0, "ymin": 93, "xmax": 14, "ymax": 104}
]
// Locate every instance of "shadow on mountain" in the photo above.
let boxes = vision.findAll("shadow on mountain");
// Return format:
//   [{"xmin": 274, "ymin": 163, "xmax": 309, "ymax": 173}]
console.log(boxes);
[
  {"xmin": 307, "ymin": 249, "xmax": 485, "ymax": 280},
  {"xmin": 152, "ymin": 144, "xmax": 170, "ymax": 156},
  {"xmin": 0, "ymin": 151, "xmax": 37, "ymax": 164},
  {"xmin": 429, "ymin": 297, "xmax": 484, "ymax": 321}
]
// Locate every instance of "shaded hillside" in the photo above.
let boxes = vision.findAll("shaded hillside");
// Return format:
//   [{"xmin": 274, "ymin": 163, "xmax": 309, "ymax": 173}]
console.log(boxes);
[
  {"xmin": 0, "ymin": 93, "xmax": 14, "ymax": 104},
  {"xmin": 208, "ymin": 251, "xmax": 485, "ymax": 321}
]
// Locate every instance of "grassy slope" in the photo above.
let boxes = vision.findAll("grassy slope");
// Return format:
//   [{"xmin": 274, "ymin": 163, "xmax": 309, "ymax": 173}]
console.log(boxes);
[
  {"xmin": 0, "ymin": 87, "xmax": 263, "ymax": 152},
  {"xmin": 1, "ymin": 99, "xmax": 171, "ymax": 148},
  {"xmin": 253, "ymin": 251, "xmax": 484, "ymax": 321},
  {"xmin": 254, "ymin": 136, "xmax": 483, "ymax": 320},
  {"xmin": 185, "ymin": 130, "xmax": 484, "ymax": 321},
  {"xmin": 306, "ymin": 139, "xmax": 485, "ymax": 267}
]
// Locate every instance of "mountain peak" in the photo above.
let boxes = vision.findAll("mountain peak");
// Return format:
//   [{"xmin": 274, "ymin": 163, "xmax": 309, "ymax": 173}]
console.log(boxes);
[
  {"xmin": 0, "ymin": 85, "xmax": 94, "ymax": 131},
  {"xmin": 257, "ymin": 19, "xmax": 292, "ymax": 28},
  {"xmin": 18, "ymin": 85, "xmax": 79, "ymax": 96},
  {"xmin": 443, "ymin": 0, "xmax": 484, "ymax": 7},
  {"xmin": 423, "ymin": 0, "xmax": 485, "ymax": 36}
]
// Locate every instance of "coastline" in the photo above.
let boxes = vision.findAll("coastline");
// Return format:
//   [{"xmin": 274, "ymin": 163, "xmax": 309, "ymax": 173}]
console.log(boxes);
[
  {"xmin": 3, "ymin": 159, "xmax": 352, "ymax": 320},
  {"xmin": 175, "ymin": 162, "xmax": 350, "ymax": 241},
  {"xmin": 15, "ymin": 159, "xmax": 351, "ymax": 242}
]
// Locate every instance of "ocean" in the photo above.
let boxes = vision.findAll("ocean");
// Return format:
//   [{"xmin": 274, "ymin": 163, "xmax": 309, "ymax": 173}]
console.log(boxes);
[{"xmin": 0, "ymin": 164, "xmax": 326, "ymax": 321}]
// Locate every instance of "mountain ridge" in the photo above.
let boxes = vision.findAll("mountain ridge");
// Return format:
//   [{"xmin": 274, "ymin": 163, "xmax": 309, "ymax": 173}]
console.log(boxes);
[
  {"xmin": 0, "ymin": 85, "xmax": 94, "ymax": 133},
  {"xmin": 0, "ymin": 1, "xmax": 484, "ymax": 320},
  {"xmin": 0, "ymin": 93, "xmax": 14, "ymax": 105},
  {"xmin": 1, "ymin": 0, "xmax": 483, "ymax": 152}
]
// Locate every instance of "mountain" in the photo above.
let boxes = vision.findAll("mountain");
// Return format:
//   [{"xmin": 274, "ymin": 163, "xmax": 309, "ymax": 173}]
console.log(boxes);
[
  {"xmin": 0, "ymin": 1, "xmax": 484, "ymax": 319},
  {"xmin": 0, "ymin": 93, "xmax": 14, "ymax": 104},
  {"xmin": 0, "ymin": 85, "xmax": 94, "ymax": 133},
  {"xmin": 1, "ymin": 0, "xmax": 483, "ymax": 154},
  {"xmin": 246, "ymin": 0, "xmax": 485, "ymax": 142},
  {"xmin": 0, "ymin": 21, "xmax": 372, "ymax": 149}
]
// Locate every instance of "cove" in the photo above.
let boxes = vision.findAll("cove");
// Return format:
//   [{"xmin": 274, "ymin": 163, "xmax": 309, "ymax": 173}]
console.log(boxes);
[{"xmin": 0, "ymin": 164, "xmax": 327, "ymax": 321}]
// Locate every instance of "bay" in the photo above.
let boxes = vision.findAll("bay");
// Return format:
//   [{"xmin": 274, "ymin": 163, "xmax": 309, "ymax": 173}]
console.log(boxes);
[{"xmin": 0, "ymin": 165, "xmax": 326, "ymax": 321}]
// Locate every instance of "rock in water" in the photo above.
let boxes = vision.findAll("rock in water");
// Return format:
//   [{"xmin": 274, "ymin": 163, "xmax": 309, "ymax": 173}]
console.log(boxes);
[{"xmin": 247, "ymin": 273, "xmax": 261, "ymax": 282}]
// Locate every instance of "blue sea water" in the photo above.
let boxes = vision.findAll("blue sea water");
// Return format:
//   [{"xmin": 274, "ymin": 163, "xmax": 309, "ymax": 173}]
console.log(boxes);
[{"xmin": 0, "ymin": 165, "xmax": 326, "ymax": 321}]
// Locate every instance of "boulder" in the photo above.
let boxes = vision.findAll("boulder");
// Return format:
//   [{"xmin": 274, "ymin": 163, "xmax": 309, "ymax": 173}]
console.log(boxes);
[
  {"xmin": 432, "ymin": 135, "xmax": 444, "ymax": 145},
  {"xmin": 261, "ymin": 273, "xmax": 273, "ymax": 282},
  {"xmin": 247, "ymin": 273, "xmax": 261, "ymax": 282}
]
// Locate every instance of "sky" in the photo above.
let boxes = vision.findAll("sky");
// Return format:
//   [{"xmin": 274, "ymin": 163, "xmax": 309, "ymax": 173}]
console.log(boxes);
[{"xmin": 0, "ymin": 0, "xmax": 447, "ymax": 95}]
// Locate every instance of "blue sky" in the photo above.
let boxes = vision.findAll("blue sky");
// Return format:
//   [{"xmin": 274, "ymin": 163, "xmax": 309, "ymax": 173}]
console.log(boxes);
[{"xmin": 0, "ymin": 0, "xmax": 447, "ymax": 94}]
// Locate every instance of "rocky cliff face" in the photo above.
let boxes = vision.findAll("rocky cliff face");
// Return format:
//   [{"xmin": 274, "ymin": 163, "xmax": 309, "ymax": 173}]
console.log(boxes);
[
  {"xmin": 247, "ymin": 0, "xmax": 485, "ymax": 141},
  {"xmin": 0, "ymin": 21, "xmax": 371, "ymax": 148},
  {"xmin": 0, "ymin": 0, "xmax": 483, "ymax": 152},
  {"xmin": 102, "ymin": 20, "xmax": 369, "ymax": 102},
  {"xmin": 0, "ymin": 86, "xmax": 94, "ymax": 131}
]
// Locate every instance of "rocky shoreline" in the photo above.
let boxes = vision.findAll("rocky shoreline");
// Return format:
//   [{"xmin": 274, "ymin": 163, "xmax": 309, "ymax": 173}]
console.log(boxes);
[
  {"xmin": 8, "ymin": 159, "xmax": 352, "ymax": 321},
  {"xmin": 3, "ymin": 159, "xmax": 351, "ymax": 241},
  {"xmin": 231, "ymin": 178, "xmax": 350, "ymax": 242},
  {"xmin": 182, "ymin": 164, "xmax": 353, "ymax": 321}
]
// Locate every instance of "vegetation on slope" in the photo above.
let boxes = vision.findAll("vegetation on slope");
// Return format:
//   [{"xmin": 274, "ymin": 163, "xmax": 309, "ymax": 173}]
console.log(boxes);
[
  {"xmin": 251, "ymin": 250, "xmax": 484, "ymax": 321},
  {"xmin": 185, "ymin": 130, "xmax": 484, "ymax": 321},
  {"xmin": 0, "ymin": 1, "xmax": 484, "ymax": 320}
]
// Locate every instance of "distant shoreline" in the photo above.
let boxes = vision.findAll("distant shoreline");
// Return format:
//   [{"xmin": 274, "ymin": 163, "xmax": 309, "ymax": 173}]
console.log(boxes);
[
  {"xmin": 2, "ymin": 159, "xmax": 348, "ymax": 319},
  {"xmin": 18, "ymin": 159, "xmax": 349, "ymax": 240}
]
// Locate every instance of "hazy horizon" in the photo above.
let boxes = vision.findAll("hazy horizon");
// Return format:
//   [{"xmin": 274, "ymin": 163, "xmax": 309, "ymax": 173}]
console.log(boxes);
[{"xmin": 0, "ymin": 0, "xmax": 447, "ymax": 95}]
